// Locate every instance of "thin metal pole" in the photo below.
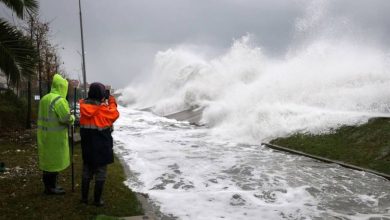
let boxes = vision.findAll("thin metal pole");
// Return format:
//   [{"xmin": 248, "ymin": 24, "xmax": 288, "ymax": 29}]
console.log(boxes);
[
  {"xmin": 70, "ymin": 123, "xmax": 75, "ymax": 192},
  {"xmin": 79, "ymin": 0, "xmax": 87, "ymax": 98},
  {"xmin": 71, "ymin": 87, "xmax": 77, "ymax": 192}
]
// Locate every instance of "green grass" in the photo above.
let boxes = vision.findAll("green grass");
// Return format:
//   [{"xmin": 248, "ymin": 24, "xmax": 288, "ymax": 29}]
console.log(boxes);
[
  {"xmin": 271, "ymin": 117, "xmax": 390, "ymax": 175},
  {"xmin": 0, "ymin": 129, "xmax": 143, "ymax": 219}
]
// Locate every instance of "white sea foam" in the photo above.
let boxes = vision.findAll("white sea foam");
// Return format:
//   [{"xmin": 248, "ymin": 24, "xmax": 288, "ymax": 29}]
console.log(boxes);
[{"xmin": 113, "ymin": 108, "xmax": 390, "ymax": 219}]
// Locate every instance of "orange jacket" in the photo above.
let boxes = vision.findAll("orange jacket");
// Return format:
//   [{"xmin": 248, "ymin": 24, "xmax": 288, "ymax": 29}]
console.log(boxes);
[{"xmin": 79, "ymin": 96, "xmax": 119, "ymax": 129}]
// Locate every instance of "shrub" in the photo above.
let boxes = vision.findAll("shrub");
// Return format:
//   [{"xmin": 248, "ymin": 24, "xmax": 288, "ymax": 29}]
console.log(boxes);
[{"xmin": 0, "ymin": 90, "xmax": 27, "ymax": 130}]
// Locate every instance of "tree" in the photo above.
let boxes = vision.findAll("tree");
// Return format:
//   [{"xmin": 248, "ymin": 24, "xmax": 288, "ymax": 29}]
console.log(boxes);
[
  {"xmin": 0, "ymin": 0, "xmax": 38, "ymax": 86},
  {"xmin": 1, "ymin": 0, "xmax": 67, "ymax": 129},
  {"xmin": 0, "ymin": 0, "xmax": 38, "ymax": 129}
]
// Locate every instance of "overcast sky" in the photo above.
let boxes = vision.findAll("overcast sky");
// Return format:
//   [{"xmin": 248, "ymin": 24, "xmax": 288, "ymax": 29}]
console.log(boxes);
[{"xmin": 24, "ymin": 0, "xmax": 390, "ymax": 88}]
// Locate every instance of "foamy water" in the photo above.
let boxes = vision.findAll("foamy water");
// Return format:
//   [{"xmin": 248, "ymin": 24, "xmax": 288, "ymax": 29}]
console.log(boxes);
[
  {"xmin": 114, "ymin": 1, "xmax": 390, "ymax": 219},
  {"xmin": 113, "ymin": 108, "xmax": 390, "ymax": 220}
]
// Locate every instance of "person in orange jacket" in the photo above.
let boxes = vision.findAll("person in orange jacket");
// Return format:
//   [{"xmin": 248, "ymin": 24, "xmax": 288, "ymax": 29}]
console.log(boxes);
[{"xmin": 79, "ymin": 82, "xmax": 119, "ymax": 206}]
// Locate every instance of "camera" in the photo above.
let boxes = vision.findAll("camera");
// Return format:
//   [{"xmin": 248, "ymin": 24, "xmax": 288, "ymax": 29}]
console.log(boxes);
[{"xmin": 105, "ymin": 89, "xmax": 110, "ymax": 99}]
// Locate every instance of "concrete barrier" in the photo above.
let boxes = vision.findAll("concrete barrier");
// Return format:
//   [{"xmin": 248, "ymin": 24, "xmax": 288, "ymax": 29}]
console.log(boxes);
[{"xmin": 164, "ymin": 107, "xmax": 204, "ymax": 125}]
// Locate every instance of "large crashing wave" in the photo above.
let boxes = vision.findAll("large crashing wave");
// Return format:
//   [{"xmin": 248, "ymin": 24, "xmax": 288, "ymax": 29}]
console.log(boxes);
[{"xmin": 119, "ymin": 2, "xmax": 390, "ymax": 143}]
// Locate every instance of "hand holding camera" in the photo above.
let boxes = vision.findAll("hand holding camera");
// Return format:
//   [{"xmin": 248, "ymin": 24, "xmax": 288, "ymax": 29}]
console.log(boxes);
[{"xmin": 105, "ymin": 89, "xmax": 110, "ymax": 100}]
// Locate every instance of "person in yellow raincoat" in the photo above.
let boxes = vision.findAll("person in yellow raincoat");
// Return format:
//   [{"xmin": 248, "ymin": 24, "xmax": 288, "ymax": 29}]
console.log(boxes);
[{"xmin": 37, "ymin": 73, "xmax": 75, "ymax": 194}]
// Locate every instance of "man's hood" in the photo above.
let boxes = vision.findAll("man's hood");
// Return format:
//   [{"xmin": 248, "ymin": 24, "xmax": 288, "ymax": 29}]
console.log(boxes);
[{"xmin": 50, "ymin": 74, "xmax": 68, "ymax": 98}]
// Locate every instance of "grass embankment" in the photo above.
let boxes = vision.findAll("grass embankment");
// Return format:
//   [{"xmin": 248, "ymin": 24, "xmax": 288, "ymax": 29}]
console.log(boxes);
[
  {"xmin": 0, "ymin": 129, "xmax": 143, "ymax": 219},
  {"xmin": 271, "ymin": 118, "xmax": 390, "ymax": 175}
]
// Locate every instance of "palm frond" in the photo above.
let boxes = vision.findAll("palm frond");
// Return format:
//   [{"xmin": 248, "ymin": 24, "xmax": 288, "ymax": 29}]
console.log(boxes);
[
  {"xmin": 0, "ymin": 0, "xmax": 39, "ymax": 19},
  {"xmin": 22, "ymin": 0, "xmax": 38, "ymax": 16},
  {"xmin": 0, "ymin": 19, "xmax": 38, "ymax": 85}
]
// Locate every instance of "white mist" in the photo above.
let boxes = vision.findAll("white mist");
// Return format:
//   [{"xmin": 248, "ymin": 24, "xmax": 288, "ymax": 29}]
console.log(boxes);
[{"xmin": 119, "ymin": 34, "xmax": 390, "ymax": 143}]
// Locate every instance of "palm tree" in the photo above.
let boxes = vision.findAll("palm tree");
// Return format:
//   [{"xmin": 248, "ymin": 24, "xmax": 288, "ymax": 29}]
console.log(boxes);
[{"xmin": 0, "ymin": 0, "xmax": 39, "ymax": 85}]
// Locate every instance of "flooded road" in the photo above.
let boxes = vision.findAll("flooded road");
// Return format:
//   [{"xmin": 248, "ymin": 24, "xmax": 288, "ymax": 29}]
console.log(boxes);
[{"xmin": 113, "ymin": 108, "xmax": 390, "ymax": 220}]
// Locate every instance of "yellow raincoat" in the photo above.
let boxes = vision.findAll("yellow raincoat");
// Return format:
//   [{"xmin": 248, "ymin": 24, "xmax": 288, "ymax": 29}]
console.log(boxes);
[{"xmin": 37, "ymin": 74, "xmax": 75, "ymax": 172}]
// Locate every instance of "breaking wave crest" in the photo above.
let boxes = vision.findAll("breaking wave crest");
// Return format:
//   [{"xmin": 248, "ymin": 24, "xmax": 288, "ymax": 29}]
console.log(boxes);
[
  {"xmin": 119, "ymin": 0, "xmax": 390, "ymax": 142},
  {"xmin": 119, "ymin": 34, "xmax": 390, "ymax": 142}
]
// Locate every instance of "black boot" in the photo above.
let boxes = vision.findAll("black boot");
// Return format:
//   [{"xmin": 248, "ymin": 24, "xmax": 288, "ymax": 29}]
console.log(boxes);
[
  {"xmin": 53, "ymin": 173, "xmax": 64, "ymax": 191},
  {"xmin": 45, "ymin": 187, "xmax": 65, "ymax": 195},
  {"xmin": 43, "ymin": 172, "xmax": 51, "ymax": 193},
  {"xmin": 94, "ymin": 180, "xmax": 105, "ymax": 207},
  {"xmin": 80, "ymin": 178, "xmax": 90, "ymax": 204},
  {"xmin": 44, "ymin": 172, "xmax": 65, "ymax": 195}
]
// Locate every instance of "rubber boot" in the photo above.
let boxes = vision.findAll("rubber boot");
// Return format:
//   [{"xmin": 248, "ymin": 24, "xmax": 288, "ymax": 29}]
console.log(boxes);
[
  {"xmin": 44, "ymin": 172, "xmax": 65, "ymax": 195},
  {"xmin": 94, "ymin": 180, "xmax": 105, "ymax": 207},
  {"xmin": 80, "ymin": 178, "xmax": 90, "ymax": 204},
  {"xmin": 43, "ymin": 172, "xmax": 51, "ymax": 193},
  {"xmin": 53, "ymin": 173, "xmax": 64, "ymax": 191}
]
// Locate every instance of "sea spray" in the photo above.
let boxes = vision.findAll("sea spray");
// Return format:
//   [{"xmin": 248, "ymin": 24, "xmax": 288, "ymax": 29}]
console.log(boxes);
[
  {"xmin": 119, "ymin": 35, "xmax": 390, "ymax": 143},
  {"xmin": 119, "ymin": 0, "xmax": 390, "ymax": 143}
]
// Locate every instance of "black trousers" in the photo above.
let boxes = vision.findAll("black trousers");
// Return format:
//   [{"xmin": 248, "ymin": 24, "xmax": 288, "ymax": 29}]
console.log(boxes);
[
  {"xmin": 82, "ymin": 164, "xmax": 107, "ymax": 182},
  {"xmin": 42, "ymin": 171, "xmax": 59, "ymax": 189}
]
